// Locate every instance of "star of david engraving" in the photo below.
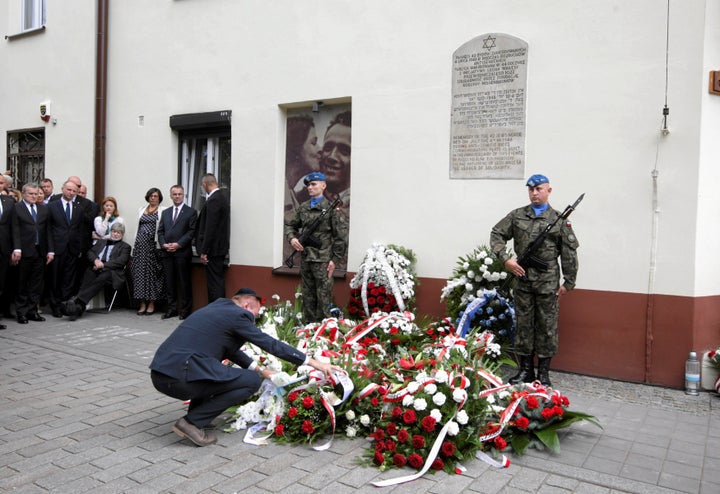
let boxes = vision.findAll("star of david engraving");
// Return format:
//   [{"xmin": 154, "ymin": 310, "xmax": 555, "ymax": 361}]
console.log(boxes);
[{"xmin": 483, "ymin": 35, "xmax": 497, "ymax": 51}]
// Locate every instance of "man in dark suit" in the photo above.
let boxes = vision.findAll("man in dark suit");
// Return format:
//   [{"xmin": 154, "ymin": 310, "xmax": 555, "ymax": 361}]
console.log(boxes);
[
  {"xmin": 158, "ymin": 185, "xmax": 197, "ymax": 320},
  {"xmin": 11, "ymin": 183, "xmax": 54, "ymax": 324},
  {"xmin": 62, "ymin": 222, "xmax": 131, "ymax": 321},
  {"xmin": 47, "ymin": 180, "xmax": 92, "ymax": 317},
  {"xmin": 195, "ymin": 173, "xmax": 230, "ymax": 304},
  {"xmin": 149, "ymin": 288, "xmax": 341, "ymax": 446},
  {"xmin": 0, "ymin": 178, "xmax": 16, "ymax": 329}
]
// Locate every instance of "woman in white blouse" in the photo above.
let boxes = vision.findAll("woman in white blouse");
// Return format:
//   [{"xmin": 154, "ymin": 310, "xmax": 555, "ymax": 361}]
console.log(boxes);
[{"xmin": 93, "ymin": 196, "xmax": 124, "ymax": 240}]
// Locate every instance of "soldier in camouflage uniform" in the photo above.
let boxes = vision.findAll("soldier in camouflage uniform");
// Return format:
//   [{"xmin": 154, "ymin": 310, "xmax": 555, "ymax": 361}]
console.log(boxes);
[
  {"xmin": 490, "ymin": 174, "xmax": 579, "ymax": 387},
  {"xmin": 285, "ymin": 172, "xmax": 348, "ymax": 323}
]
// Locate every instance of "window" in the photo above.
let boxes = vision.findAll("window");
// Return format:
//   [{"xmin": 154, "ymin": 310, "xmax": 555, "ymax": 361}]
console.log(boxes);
[
  {"xmin": 170, "ymin": 111, "xmax": 232, "ymax": 210},
  {"xmin": 6, "ymin": 129, "xmax": 45, "ymax": 189},
  {"xmin": 22, "ymin": 0, "xmax": 45, "ymax": 32}
]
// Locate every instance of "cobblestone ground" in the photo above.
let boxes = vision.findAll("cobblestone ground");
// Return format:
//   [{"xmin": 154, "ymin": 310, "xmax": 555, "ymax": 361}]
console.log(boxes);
[{"xmin": 1, "ymin": 311, "xmax": 719, "ymax": 493}]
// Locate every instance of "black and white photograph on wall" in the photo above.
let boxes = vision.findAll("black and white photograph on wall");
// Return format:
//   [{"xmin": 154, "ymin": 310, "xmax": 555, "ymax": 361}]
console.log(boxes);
[{"xmin": 280, "ymin": 103, "xmax": 351, "ymax": 274}]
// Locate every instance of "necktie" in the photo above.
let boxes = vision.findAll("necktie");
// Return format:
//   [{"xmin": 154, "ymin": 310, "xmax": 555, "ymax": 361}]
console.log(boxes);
[
  {"xmin": 65, "ymin": 202, "xmax": 71, "ymax": 223},
  {"xmin": 172, "ymin": 206, "xmax": 179, "ymax": 224},
  {"xmin": 31, "ymin": 204, "xmax": 37, "ymax": 222},
  {"xmin": 102, "ymin": 245, "xmax": 110, "ymax": 262}
]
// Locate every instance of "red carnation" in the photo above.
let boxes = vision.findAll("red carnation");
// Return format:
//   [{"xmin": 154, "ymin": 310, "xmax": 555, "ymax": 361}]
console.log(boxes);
[
  {"xmin": 288, "ymin": 391, "xmax": 299, "ymax": 402},
  {"xmin": 386, "ymin": 423, "xmax": 398, "ymax": 435},
  {"xmin": 526, "ymin": 396, "xmax": 539, "ymax": 409},
  {"xmin": 514, "ymin": 416, "xmax": 530, "ymax": 430},
  {"xmin": 397, "ymin": 429, "xmax": 410, "ymax": 443},
  {"xmin": 552, "ymin": 395, "xmax": 562, "ymax": 406},
  {"xmin": 408, "ymin": 453, "xmax": 424, "ymax": 469},
  {"xmin": 378, "ymin": 286, "xmax": 386, "ymax": 294},
  {"xmin": 493, "ymin": 436, "xmax": 507, "ymax": 450},
  {"xmin": 375, "ymin": 441, "xmax": 385, "ymax": 452},
  {"xmin": 403, "ymin": 409, "xmax": 417, "ymax": 424},
  {"xmin": 389, "ymin": 327, "xmax": 399, "ymax": 334},
  {"xmin": 368, "ymin": 282, "xmax": 375, "ymax": 289},
  {"xmin": 431, "ymin": 458, "xmax": 444, "ymax": 470},
  {"xmin": 371, "ymin": 397, "xmax": 380, "ymax": 406},
  {"xmin": 287, "ymin": 407, "xmax": 298, "ymax": 418},
  {"xmin": 302, "ymin": 420, "xmax": 315, "ymax": 434},
  {"xmin": 274, "ymin": 424, "xmax": 285, "ymax": 436},
  {"xmin": 421, "ymin": 416, "xmax": 437, "ymax": 433},
  {"xmin": 391, "ymin": 406, "xmax": 403, "ymax": 419},
  {"xmin": 552, "ymin": 405, "xmax": 564, "ymax": 417},
  {"xmin": 302, "ymin": 396, "xmax": 315, "ymax": 409},
  {"xmin": 374, "ymin": 428, "xmax": 385, "ymax": 441},
  {"xmin": 541, "ymin": 408, "xmax": 555, "ymax": 420},
  {"xmin": 384, "ymin": 440, "xmax": 397, "ymax": 452},
  {"xmin": 373, "ymin": 451, "xmax": 385, "ymax": 466},
  {"xmin": 441, "ymin": 441, "xmax": 455, "ymax": 457},
  {"xmin": 393, "ymin": 453, "xmax": 406, "ymax": 467},
  {"xmin": 367, "ymin": 297, "xmax": 376, "ymax": 306},
  {"xmin": 412, "ymin": 435, "xmax": 425, "ymax": 449},
  {"xmin": 561, "ymin": 396, "xmax": 570, "ymax": 406},
  {"xmin": 377, "ymin": 295, "xmax": 386, "ymax": 304},
  {"xmin": 383, "ymin": 304, "xmax": 393, "ymax": 312},
  {"xmin": 349, "ymin": 306, "xmax": 359, "ymax": 315}
]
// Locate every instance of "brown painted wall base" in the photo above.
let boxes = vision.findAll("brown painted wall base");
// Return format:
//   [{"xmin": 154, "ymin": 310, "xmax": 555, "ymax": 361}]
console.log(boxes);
[{"xmin": 190, "ymin": 264, "xmax": 720, "ymax": 389}]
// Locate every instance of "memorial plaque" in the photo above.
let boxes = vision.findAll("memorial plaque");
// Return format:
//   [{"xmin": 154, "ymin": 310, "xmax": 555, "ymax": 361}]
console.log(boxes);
[{"xmin": 450, "ymin": 33, "xmax": 528, "ymax": 179}]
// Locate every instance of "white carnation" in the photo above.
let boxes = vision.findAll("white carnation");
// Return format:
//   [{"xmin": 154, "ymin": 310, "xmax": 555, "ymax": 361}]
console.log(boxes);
[
  {"xmin": 453, "ymin": 388, "xmax": 467, "ymax": 403},
  {"xmin": 406, "ymin": 382, "xmax": 420, "ymax": 394},
  {"xmin": 447, "ymin": 420, "xmax": 460, "ymax": 436},
  {"xmin": 484, "ymin": 257, "xmax": 493, "ymax": 265},
  {"xmin": 430, "ymin": 409, "xmax": 442, "ymax": 422},
  {"xmin": 413, "ymin": 398, "xmax": 428, "ymax": 411},
  {"xmin": 402, "ymin": 395, "xmax": 414, "ymax": 407},
  {"xmin": 456, "ymin": 410, "xmax": 469, "ymax": 425},
  {"xmin": 432, "ymin": 392, "xmax": 447, "ymax": 406},
  {"xmin": 434, "ymin": 370, "xmax": 449, "ymax": 384},
  {"xmin": 346, "ymin": 426, "xmax": 357, "ymax": 437},
  {"xmin": 345, "ymin": 410, "xmax": 356, "ymax": 421},
  {"xmin": 360, "ymin": 414, "xmax": 370, "ymax": 426},
  {"xmin": 424, "ymin": 383, "xmax": 437, "ymax": 395}
]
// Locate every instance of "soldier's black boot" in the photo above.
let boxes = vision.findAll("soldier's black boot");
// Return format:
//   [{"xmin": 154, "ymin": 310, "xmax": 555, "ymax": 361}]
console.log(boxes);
[
  {"xmin": 537, "ymin": 357, "xmax": 552, "ymax": 387},
  {"xmin": 509, "ymin": 354, "xmax": 535, "ymax": 384}
]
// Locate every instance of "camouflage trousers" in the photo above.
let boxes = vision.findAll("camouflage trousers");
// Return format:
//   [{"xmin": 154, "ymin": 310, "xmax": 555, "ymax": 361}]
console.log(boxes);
[
  {"xmin": 300, "ymin": 261, "xmax": 334, "ymax": 323},
  {"xmin": 513, "ymin": 287, "xmax": 560, "ymax": 358}
]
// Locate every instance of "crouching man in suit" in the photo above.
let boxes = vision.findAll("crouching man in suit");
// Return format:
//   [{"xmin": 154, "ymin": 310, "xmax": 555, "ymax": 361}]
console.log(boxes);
[{"xmin": 62, "ymin": 222, "xmax": 131, "ymax": 321}]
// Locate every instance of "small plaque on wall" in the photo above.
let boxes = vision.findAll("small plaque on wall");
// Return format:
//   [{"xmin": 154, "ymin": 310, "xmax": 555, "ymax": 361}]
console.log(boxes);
[{"xmin": 450, "ymin": 33, "xmax": 528, "ymax": 179}]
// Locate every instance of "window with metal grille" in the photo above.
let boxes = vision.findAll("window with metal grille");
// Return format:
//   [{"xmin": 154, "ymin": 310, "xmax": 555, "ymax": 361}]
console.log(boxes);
[{"xmin": 6, "ymin": 129, "xmax": 45, "ymax": 190}]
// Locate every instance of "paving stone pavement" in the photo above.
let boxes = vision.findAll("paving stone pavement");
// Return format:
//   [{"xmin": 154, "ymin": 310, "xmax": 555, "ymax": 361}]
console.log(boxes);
[{"xmin": 1, "ymin": 308, "xmax": 719, "ymax": 493}]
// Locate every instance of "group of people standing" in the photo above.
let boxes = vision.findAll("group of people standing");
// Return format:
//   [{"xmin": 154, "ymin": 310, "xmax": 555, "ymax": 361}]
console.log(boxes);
[{"xmin": 0, "ymin": 172, "xmax": 230, "ymax": 327}]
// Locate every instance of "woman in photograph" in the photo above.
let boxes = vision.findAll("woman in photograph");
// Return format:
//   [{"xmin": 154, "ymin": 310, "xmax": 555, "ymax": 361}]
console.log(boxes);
[
  {"xmin": 131, "ymin": 188, "xmax": 166, "ymax": 315},
  {"xmin": 284, "ymin": 114, "xmax": 321, "ymax": 211}
]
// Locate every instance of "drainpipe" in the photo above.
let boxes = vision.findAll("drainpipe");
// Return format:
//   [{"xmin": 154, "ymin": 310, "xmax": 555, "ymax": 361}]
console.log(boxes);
[{"xmin": 93, "ymin": 0, "xmax": 108, "ymax": 202}]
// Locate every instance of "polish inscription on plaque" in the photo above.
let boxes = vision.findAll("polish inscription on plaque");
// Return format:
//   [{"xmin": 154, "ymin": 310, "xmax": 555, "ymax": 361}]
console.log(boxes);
[{"xmin": 450, "ymin": 33, "xmax": 528, "ymax": 179}]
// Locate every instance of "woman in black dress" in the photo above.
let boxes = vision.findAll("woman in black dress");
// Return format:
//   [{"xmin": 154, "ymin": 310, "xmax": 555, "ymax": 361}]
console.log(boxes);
[{"xmin": 132, "ymin": 188, "xmax": 166, "ymax": 315}]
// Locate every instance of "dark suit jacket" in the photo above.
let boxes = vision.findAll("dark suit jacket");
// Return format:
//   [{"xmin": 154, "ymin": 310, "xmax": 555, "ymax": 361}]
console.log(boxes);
[
  {"xmin": 86, "ymin": 239, "xmax": 131, "ymax": 289},
  {"xmin": 158, "ymin": 203, "xmax": 198, "ymax": 257},
  {"xmin": 0, "ymin": 195, "xmax": 15, "ymax": 257},
  {"xmin": 12, "ymin": 201, "xmax": 53, "ymax": 257},
  {"xmin": 49, "ymin": 194, "xmax": 97, "ymax": 252},
  {"xmin": 196, "ymin": 189, "xmax": 230, "ymax": 257},
  {"xmin": 48, "ymin": 198, "xmax": 91, "ymax": 256},
  {"xmin": 149, "ymin": 298, "xmax": 306, "ymax": 382}
]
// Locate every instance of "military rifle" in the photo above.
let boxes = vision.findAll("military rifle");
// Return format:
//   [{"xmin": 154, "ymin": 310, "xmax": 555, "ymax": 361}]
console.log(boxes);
[
  {"xmin": 284, "ymin": 196, "xmax": 341, "ymax": 268},
  {"xmin": 499, "ymin": 193, "xmax": 584, "ymax": 293}
]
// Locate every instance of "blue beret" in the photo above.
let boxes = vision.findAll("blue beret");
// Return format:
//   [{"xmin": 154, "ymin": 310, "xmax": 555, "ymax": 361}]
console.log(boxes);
[
  {"xmin": 303, "ymin": 172, "xmax": 327, "ymax": 185},
  {"xmin": 526, "ymin": 174, "xmax": 549, "ymax": 187},
  {"xmin": 234, "ymin": 287, "xmax": 262, "ymax": 301}
]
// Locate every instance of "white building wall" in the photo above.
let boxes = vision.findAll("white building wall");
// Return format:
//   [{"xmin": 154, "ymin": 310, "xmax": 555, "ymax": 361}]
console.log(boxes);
[
  {"xmin": 1, "ymin": 1, "xmax": 97, "ymax": 194},
  {"xmin": 696, "ymin": 0, "xmax": 720, "ymax": 296},
  {"xmin": 2, "ymin": 0, "xmax": 717, "ymax": 298}
]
